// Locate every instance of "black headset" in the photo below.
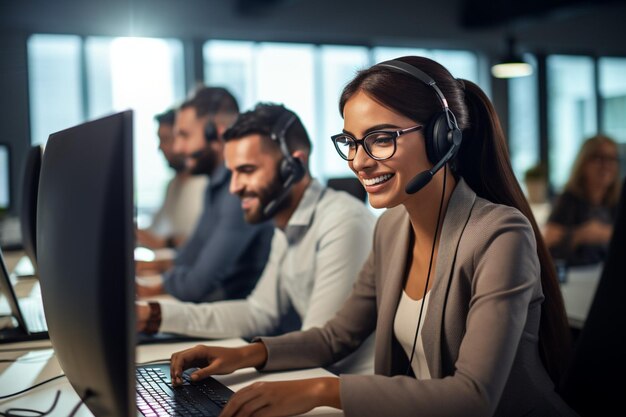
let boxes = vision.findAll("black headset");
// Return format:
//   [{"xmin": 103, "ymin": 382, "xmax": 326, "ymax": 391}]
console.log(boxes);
[
  {"xmin": 203, "ymin": 89, "xmax": 227, "ymax": 142},
  {"xmin": 188, "ymin": 89, "xmax": 227, "ymax": 161},
  {"xmin": 262, "ymin": 108, "xmax": 306, "ymax": 218},
  {"xmin": 374, "ymin": 60, "xmax": 463, "ymax": 194}
]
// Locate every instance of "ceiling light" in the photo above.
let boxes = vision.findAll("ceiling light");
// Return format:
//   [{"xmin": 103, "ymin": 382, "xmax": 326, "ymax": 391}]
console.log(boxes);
[{"xmin": 491, "ymin": 37, "xmax": 533, "ymax": 79}]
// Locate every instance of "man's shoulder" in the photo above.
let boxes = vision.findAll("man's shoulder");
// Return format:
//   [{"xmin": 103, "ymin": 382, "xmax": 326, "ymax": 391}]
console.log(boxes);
[{"xmin": 318, "ymin": 187, "xmax": 373, "ymax": 218}]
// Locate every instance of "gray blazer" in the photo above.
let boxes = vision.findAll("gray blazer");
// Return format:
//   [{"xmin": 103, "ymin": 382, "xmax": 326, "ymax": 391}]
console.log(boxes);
[{"xmin": 259, "ymin": 179, "xmax": 576, "ymax": 417}]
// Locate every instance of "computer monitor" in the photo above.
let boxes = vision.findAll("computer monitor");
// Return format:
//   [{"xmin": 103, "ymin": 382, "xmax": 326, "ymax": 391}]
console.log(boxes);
[
  {"xmin": 18, "ymin": 145, "xmax": 43, "ymax": 277},
  {"xmin": 0, "ymin": 144, "xmax": 9, "ymax": 212},
  {"xmin": 37, "ymin": 110, "xmax": 136, "ymax": 416}
]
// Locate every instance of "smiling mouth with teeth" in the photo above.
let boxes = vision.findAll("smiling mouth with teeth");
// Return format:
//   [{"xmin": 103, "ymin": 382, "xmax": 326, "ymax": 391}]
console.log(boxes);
[{"xmin": 363, "ymin": 173, "xmax": 394, "ymax": 186}]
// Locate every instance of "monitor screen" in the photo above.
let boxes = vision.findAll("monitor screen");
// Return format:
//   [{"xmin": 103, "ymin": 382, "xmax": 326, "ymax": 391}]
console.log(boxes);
[
  {"xmin": 0, "ymin": 144, "xmax": 9, "ymax": 211},
  {"xmin": 19, "ymin": 145, "xmax": 43, "ymax": 276},
  {"xmin": 37, "ymin": 110, "xmax": 135, "ymax": 416}
]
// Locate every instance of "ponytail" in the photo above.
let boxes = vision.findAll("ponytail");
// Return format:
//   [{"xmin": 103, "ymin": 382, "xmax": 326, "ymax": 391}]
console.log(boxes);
[{"xmin": 457, "ymin": 79, "xmax": 571, "ymax": 386}]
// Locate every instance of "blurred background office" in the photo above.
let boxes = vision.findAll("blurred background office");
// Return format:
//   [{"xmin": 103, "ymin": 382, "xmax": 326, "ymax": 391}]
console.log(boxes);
[{"xmin": 1, "ymin": 0, "xmax": 625, "ymax": 227}]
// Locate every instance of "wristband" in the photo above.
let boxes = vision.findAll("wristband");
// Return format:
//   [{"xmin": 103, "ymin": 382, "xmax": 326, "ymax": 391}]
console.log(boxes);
[{"xmin": 144, "ymin": 302, "xmax": 162, "ymax": 334}]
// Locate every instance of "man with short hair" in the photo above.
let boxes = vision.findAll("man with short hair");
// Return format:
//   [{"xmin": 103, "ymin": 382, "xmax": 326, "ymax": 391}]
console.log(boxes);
[
  {"xmin": 136, "ymin": 108, "xmax": 208, "ymax": 249},
  {"xmin": 137, "ymin": 103, "xmax": 376, "ymax": 374},
  {"xmin": 136, "ymin": 88, "xmax": 274, "ymax": 303}
]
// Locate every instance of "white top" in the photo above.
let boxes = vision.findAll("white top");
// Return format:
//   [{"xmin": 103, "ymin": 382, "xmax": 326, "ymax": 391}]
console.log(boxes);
[
  {"xmin": 148, "ymin": 174, "xmax": 208, "ymax": 238},
  {"xmin": 159, "ymin": 180, "xmax": 377, "ymax": 374},
  {"xmin": 394, "ymin": 290, "xmax": 432, "ymax": 380}
]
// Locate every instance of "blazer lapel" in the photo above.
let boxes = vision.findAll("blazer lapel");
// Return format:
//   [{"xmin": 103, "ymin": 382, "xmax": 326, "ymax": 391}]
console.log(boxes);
[
  {"xmin": 377, "ymin": 208, "xmax": 411, "ymax": 374},
  {"xmin": 422, "ymin": 179, "xmax": 476, "ymax": 378}
]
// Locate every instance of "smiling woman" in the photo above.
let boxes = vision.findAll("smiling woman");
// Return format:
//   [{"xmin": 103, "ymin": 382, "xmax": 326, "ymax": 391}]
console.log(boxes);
[{"xmin": 167, "ymin": 56, "xmax": 577, "ymax": 417}]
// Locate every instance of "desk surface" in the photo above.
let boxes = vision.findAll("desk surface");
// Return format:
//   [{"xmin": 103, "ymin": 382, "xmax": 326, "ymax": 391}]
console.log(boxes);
[
  {"xmin": 0, "ymin": 338, "xmax": 343, "ymax": 416},
  {"xmin": 560, "ymin": 263, "xmax": 603, "ymax": 329}
]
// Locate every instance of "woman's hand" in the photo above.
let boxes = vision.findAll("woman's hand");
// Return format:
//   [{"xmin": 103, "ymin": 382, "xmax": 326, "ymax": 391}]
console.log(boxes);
[
  {"xmin": 169, "ymin": 343, "xmax": 268, "ymax": 386},
  {"xmin": 220, "ymin": 377, "xmax": 341, "ymax": 417}
]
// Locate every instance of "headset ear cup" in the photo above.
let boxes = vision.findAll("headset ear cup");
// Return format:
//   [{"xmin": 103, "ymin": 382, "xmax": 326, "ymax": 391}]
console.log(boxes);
[
  {"xmin": 425, "ymin": 111, "xmax": 452, "ymax": 164},
  {"xmin": 291, "ymin": 158, "xmax": 305, "ymax": 183},
  {"xmin": 279, "ymin": 157, "xmax": 305, "ymax": 185},
  {"xmin": 204, "ymin": 122, "xmax": 217, "ymax": 142},
  {"xmin": 279, "ymin": 158, "xmax": 293, "ymax": 183}
]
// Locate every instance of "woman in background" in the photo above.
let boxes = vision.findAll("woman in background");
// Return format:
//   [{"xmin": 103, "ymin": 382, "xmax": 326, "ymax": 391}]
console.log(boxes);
[
  {"xmin": 168, "ymin": 56, "xmax": 576, "ymax": 417},
  {"xmin": 544, "ymin": 135, "xmax": 621, "ymax": 266}
]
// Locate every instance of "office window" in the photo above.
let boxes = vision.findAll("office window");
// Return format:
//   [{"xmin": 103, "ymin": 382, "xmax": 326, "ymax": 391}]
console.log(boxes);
[
  {"xmin": 27, "ymin": 35, "xmax": 83, "ymax": 145},
  {"xmin": 599, "ymin": 57, "xmax": 626, "ymax": 144},
  {"xmin": 85, "ymin": 37, "xmax": 185, "ymax": 214},
  {"xmin": 547, "ymin": 55, "xmax": 597, "ymax": 191},
  {"xmin": 317, "ymin": 46, "xmax": 370, "ymax": 179},
  {"xmin": 373, "ymin": 47, "xmax": 480, "ymax": 84},
  {"xmin": 204, "ymin": 41, "xmax": 318, "ymax": 178},
  {"xmin": 204, "ymin": 40, "xmax": 256, "ymax": 110},
  {"xmin": 509, "ymin": 54, "xmax": 540, "ymax": 185},
  {"xmin": 28, "ymin": 35, "xmax": 185, "ymax": 217}
]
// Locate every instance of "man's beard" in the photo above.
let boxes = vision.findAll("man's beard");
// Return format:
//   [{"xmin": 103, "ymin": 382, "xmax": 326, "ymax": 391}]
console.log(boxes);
[
  {"xmin": 168, "ymin": 154, "xmax": 187, "ymax": 173},
  {"xmin": 189, "ymin": 147, "xmax": 218, "ymax": 176},
  {"xmin": 240, "ymin": 170, "xmax": 290, "ymax": 224}
]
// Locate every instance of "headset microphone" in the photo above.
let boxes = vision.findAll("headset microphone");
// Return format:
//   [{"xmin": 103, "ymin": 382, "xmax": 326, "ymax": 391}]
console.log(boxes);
[
  {"xmin": 405, "ymin": 137, "xmax": 460, "ymax": 194},
  {"xmin": 261, "ymin": 109, "xmax": 305, "ymax": 218},
  {"xmin": 262, "ymin": 172, "xmax": 299, "ymax": 218}
]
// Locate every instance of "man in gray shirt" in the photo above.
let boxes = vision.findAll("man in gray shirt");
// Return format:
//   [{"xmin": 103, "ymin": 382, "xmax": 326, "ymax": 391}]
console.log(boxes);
[{"xmin": 137, "ymin": 103, "xmax": 376, "ymax": 374}]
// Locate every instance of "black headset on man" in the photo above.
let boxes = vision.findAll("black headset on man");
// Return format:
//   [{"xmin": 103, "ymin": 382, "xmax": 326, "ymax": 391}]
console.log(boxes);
[
  {"xmin": 202, "ymin": 88, "xmax": 226, "ymax": 143},
  {"xmin": 197, "ymin": 91, "xmax": 305, "ymax": 218},
  {"xmin": 262, "ymin": 107, "xmax": 306, "ymax": 218},
  {"xmin": 375, "ymin": 59, "xmax": 463, "ymax": 194}
]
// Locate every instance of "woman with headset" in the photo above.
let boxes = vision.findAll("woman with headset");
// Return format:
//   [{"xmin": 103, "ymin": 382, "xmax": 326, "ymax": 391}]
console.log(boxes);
[{"xmin": 169, "ymin": 56, "xmax": 577, "ymax": 417}]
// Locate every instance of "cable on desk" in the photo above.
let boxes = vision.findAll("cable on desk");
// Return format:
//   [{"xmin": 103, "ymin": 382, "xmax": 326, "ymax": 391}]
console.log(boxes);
[
  {"xmin": 0, "ymin": 374, "xmax": 65, "ymax": 399},
  {"xmin": 67, "ymin": 390, "xmax": 92, "ymax": 417},
  {"xmin": 0, "ymin": 390, "xmax": 61, "ymax": 417}
]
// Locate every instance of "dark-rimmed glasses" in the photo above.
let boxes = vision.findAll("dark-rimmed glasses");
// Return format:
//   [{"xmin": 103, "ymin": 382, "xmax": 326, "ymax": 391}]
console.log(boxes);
[{"xmin": 331, "ymin": 125, "xmax": 422, "ymax": 161}]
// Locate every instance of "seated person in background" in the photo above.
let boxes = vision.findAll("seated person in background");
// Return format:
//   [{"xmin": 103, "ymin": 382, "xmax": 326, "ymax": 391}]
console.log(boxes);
[
  {"xmin": 136, "ymin": 87, "xmax": 274, "ymax": 303},
  {"xmin": 167, "ymin": 57, "xmax": 575, "ymax": 416},
  {"xmin": 137, "ymin": 103, "xmax": 376, "ymax": 374},
  {"xmin": 136, "ymin": 108, "xmax": 208, "ymax": 249},
  {"xmin": 544, "ymin": 134, "xmax": 621, "ymax": 266}
]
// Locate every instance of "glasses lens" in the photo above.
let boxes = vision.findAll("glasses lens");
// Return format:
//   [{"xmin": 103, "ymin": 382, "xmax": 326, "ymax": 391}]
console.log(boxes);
[
  {"xmin": 334, "ymin": 135, "xmax": 356, "ymax": 160},
  {"xmin": 364, "ymin": 132, "xmax": 396, "ymax": 159}
]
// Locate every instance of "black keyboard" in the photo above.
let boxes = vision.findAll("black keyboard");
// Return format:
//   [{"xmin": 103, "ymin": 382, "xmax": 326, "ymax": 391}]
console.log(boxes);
[{"xmin": 136, "ymin": 367, "xmax": 233, "ymax": 417}]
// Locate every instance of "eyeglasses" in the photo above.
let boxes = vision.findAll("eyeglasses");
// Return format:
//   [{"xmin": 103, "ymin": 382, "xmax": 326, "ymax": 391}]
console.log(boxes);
[{"xmin": 330, "ymin": 125, "xmax": 423, "ymax": 161}]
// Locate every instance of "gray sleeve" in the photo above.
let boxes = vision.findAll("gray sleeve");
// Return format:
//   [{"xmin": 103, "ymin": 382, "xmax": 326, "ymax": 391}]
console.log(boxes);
[{"xmin": 159, "ymin": 233, "xmax": 285, "ymax": 338}]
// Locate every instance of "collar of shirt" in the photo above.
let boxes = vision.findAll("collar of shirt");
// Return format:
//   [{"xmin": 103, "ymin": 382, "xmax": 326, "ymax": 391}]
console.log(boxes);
[
  {"xmin": 208, "ymin": 163, "xmax": 230, "ymax": 191},
  {"xmin": 283, "ymin": 179, "xmax": 325, "ymax": 244}
]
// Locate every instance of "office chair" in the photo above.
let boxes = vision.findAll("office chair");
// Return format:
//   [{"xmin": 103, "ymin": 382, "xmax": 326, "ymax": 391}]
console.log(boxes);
[
  {"xmin": 326, "ymin": 177, "xmax": 367, "ymax": 203},
  {"xmin": 559, "ymin": 177, "xmax": 626, "ymax": 416}
]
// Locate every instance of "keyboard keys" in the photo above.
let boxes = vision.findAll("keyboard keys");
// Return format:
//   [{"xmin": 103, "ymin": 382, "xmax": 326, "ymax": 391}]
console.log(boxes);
[{"xmin": 136, "ymin": 367, "xmax": 232, "ymax": 417}]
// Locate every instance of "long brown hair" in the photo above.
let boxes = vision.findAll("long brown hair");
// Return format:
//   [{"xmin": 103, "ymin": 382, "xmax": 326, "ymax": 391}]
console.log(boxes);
[
  {"xmin": 339, "ymin": 56, "xmax": 571, "ymax": 385},
  {"xmin": 565, "ymin": 134, "xmax": 621, "ymax": 207}
]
